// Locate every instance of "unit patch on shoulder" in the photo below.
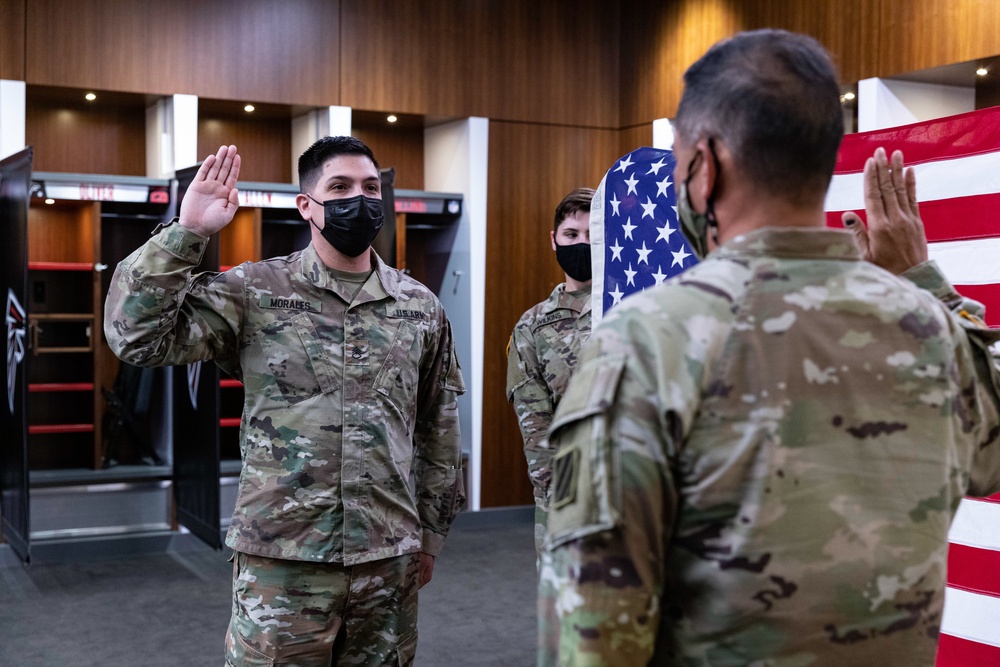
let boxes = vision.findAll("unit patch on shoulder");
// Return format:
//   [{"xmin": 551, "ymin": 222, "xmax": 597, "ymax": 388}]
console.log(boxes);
[
  {"xmin": 259, "ymin": 295, "xmax": 322, "ymax": 312},
  {"xmin": 552, "ymin": 446, "xmax": 580, "ymax": 510}
]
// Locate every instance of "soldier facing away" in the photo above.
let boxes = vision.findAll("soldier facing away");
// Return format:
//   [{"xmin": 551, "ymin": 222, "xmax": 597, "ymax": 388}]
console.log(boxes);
[
  {"xmin": 539, "ymin": 30, "xmax": 1000, "ymax": 666},
  {"xmin": 104, "ymin": 138, "xmax": 465, "ymax": 666},
  {"xmin": 507, "ymin": 188, "xmax": 595, "ymax": 556}
]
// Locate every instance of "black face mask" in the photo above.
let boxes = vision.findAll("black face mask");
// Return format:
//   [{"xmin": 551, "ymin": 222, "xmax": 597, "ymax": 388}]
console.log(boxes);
[
  {"xmin": 307, "ymin": 194, "xmax": 384, "ymax": 257},
  {"xmin": 555, "ymin": 242, "xmax": 592, "ymax": 283}
]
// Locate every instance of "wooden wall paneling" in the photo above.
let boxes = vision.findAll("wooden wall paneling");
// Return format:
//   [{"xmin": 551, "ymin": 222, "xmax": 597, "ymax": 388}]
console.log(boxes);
[
  {"xmin": 0, "ymin": 0, "xmax": 26, "ymax": 79},
  {"xmin": 340, "ymin": 0, "xmax": 620, "ymax": 127},
  {"xmin": 877, "ymin": 0, "xmax": 1000, "ymax": 80},
  {"xmin": 353, "ymin": 120, "xmax": 425, "ymax": 191},
  {"xmin": 198, "ymin": 104, "xmax": 292, "ymax": 184},
  {"xmin": 25, "ymin": 0, "xmax": 340, "ymax": 107},
  {"xmin": 25, "ymin": 88, "xmax": 147, "ymax": 175},
  {"xmin": 733, "ymin": 0, "xmax": 880, "ymax": 87},
  {"xmin": 620, "ymin": 0, "xmax": 740, "ymax": 127},
  {"xmin": 619, "ymin": 124, "xmax": 653, "ymax": 158},
  {"xmin": 481, "ymin": 121, "xmax": 622, "ymax": 508}
]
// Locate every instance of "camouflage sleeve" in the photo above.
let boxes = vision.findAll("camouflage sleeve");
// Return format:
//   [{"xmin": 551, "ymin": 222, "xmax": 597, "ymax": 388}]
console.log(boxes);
[
  {"xmin": 539, "ymin": 307, "xmax": 699, "ymax": 667},
  {"xmin": 904, "ymin": 260, "xmax": 1000, "ymax": 496},
  {"xmin": 413, "ymin": 313, "xmax": 467, "ymax": 556},
  {"xmin": 506, "ymin": 323, "xmax": 555, "ymax": 506},
  {"xmin": 104, "ymin": 221, "xmax": 244, "ymax": 371}
]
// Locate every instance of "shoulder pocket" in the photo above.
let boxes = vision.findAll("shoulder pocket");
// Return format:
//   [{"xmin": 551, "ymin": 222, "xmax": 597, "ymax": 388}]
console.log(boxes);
[{"xmin": 546, "ymin": 354, "xmax": 627, "ymax": 549}]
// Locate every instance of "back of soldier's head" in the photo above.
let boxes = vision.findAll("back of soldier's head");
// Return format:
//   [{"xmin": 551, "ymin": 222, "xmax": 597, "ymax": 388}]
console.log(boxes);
[{"xmin": 675, "ymin": 29, "xmax": 844, "ymax": 208}]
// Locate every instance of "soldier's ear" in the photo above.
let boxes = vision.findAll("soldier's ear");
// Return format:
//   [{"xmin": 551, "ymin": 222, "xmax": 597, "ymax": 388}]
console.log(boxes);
[
  {"xmin": 295, "ymin": 193, "xmax": 313, "ymax": 222},
  {"xmin": 550, "ymin": 229, "xmax": 557, "ymax": 252}
]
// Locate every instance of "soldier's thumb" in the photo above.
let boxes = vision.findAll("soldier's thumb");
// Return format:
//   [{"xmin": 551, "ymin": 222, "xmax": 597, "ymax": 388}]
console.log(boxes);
[{"xmin": 842, "ymin": 212, "xmax": 870, "ymax": 259}]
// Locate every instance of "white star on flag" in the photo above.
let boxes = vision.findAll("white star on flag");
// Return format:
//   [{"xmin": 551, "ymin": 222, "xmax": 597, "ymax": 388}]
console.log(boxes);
[
  {"xmin": 614, "ymin": 154, "xmax": 634, "ymax": 173},
  {"xmin": 641, "ymin": 196, "xmax": 657, "ymax": 220},
  {"xmin": 656, "ymin": 221, "xmax": 675, "ymax": 244},
  {"xmin": 621, "ymin": 217, "xmax": 637, "ymax": 240},
  {"xmin": 652, "ymin": 265, "xmax": 668, "ymax": 285},
  {"xmin": 610, "ymin": 193, "xmax": 621, "ymax": 216},
  {"xmin": 624, "ymin": 173, "xmax": 639, "ymax": 195},
  {"xmin": 624, "ymin": 263, "xmax": 637, "ymax": 286},
  {"xmin": 610, "ymin": 238, "xmax": 624, "ymax": 262},
  {"xmin": 647, "ymin": 158, "xmax": 668, "ymax": 175},
  {"xmin": 671, "ymin": 246, "xmax": 691, "ymax": 267},
  {"xmin": 656, "ymin": 177, "xmax": 671, "ymax": 198},
  {"xmin": 636, "ymin": 241, "xmax": 653, "ymax": 265},
  {"xmin": 609, "ymin": 283, "xmax": 625, "ymax": 304}
]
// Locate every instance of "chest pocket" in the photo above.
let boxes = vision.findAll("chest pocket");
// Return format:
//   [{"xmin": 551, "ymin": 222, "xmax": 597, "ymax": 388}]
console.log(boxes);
[
  {"xmin": 373, "ymin": 320, "xmax": 420, "ymax": 423},
  {"xmin": 258, "ymin": 312, "xmax": 336, "ymax": 403}
]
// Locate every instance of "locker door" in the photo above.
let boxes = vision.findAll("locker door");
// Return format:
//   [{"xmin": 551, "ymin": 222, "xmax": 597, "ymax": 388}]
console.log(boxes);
[
  {"xmin": 0, "ymin": 147, "xmax": 33, "ymax": 564},
  {"xmin": 171, "ymin": 164, "xmax": 222, "ymax": 550}
]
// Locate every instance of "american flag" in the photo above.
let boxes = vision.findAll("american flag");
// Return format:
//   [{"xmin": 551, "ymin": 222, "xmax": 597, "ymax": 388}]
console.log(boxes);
[
  {"xmin": 591, "ymin": 147, "xmax": 698, "ymax": 323},
  {"xmin": 824, "ymin": 107, "xmax": 1000, "ymax": 665}
]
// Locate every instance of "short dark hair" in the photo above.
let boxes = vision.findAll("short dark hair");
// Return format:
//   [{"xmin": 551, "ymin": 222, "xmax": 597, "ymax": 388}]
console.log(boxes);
[
  {"xmin": 298, "ymin": 136, "xmax": 380, "ymax": 193},
  {"xmin": 554, "ymin": 187, "xmax": 595, "ymax": 233},
  {"xmin": 674, "ymin": 29, "xmax": 843, "ymax": 207}
]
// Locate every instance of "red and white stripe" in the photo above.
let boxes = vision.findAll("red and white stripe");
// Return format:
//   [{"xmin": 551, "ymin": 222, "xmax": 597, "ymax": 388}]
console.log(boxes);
[
  {"xmin": 825, "ymin": 108, "xmax": 1000, "ymax": 664},
  {"xmin": 938, "ymin": 496, "xmax": 1000, "ymax": 665},
  {"xmin": 825, "ymin": 106, "xmax": 1000, "ymax": 326}
]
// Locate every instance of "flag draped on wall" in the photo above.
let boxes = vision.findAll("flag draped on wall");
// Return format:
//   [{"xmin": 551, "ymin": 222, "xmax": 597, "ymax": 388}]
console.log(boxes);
[
  {"xmin": 590, "ymin": 147, "xmax": 697, "ymax": 324},
  {"xmin": 825, "ymin": 106, "xmax": 1000, "ymax": 327},
  {"xmin": 825, "ymin": 107, "xmax": 1000, "ymax": 666}
]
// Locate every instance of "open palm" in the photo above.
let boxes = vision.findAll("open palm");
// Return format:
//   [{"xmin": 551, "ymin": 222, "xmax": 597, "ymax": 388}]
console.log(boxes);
[{"xmin": 178, "ymin": 144, "xmax": 242, "ymax": 237}]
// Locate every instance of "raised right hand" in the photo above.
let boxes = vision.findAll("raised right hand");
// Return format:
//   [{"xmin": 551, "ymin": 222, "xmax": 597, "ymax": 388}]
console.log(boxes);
[{"xmin": 178, "ymin": 144, "xmax": 241, "ymax": 237}]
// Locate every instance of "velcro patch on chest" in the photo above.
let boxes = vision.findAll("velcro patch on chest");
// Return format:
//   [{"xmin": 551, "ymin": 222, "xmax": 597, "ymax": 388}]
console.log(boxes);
[
  {"xmin": 533, "ymin": 311, "xmax": 573, "ymax": 330},
  {"xmin": 259, "ymin": 295, "xmax": 322, "ymax": 312},
  {"xmin": 389, "ymin": 309, "xmax": 427, "ymax": 321}
]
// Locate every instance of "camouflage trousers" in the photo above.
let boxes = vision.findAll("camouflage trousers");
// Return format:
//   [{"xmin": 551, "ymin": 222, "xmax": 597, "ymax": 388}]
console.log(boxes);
[{"xmin": 225, "ymin": 551, "xmax": 420, "ymax": 667}]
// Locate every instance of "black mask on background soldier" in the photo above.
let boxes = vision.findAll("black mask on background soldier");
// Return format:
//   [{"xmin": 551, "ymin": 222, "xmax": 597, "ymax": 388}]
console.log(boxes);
[
  {"xmin": 307, "ymin": 194, "xmax": 384, "ymax": 257},
  {"xmin": 555, "ymin": 242, "xmax": 592, "ymax": 283}
]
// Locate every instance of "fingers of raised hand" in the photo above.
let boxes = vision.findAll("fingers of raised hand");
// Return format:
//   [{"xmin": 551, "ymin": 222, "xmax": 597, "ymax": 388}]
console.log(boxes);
[
  {"xmin": 863, "ymin": 156, "xmax": 886, "ymax": 220},
  {"xmin": 904, "ymin": 166, "xmax": 919, "ymax": 218},
  {"xmin": 224, "ymin": 152, "xmax": 241, "ymax": 190},
  {"xmin": 216, "ymin": 145, "xmax": 238, "ymax": 184},
  {"xmin": 888, "ymin": 149, "xmax": 910, "ymax": 213}
]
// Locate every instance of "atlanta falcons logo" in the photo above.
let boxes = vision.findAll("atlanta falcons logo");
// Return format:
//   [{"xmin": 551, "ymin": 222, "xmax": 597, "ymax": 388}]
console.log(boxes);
[{"xmin": 6, "ymin": 288, "xmax": 26, "ymax": 414}]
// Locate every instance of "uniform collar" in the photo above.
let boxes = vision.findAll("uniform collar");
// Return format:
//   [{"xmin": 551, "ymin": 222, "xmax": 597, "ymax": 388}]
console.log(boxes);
[
  {"xmin": 300, "ymin": 244, "xmax": 401, "ymax": 305},
  {"xmin": 544, "ymin": 282, "xmax": 592, "ymax": 316},
  {"xmin": 714, "ymin": 226, "xmax": 863, "ymax": 262}
]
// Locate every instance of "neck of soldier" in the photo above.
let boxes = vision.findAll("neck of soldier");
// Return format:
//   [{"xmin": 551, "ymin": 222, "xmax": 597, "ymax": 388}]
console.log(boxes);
[
  {"xmin": 314, "ymin": 239, "xmax": 373, "ymax": 273},
  {"xmin": 713, "ymin": 184, "xmax": 827, "ymax": 247},
  {"xmin": 564, "ymin": 275, "xmax": 591, "ymax": 293}
]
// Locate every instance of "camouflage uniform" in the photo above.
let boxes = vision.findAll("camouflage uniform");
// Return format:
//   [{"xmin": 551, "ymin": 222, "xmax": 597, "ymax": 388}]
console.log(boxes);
[
  {"xmin": 507, "ymin": 284, "xmax": 592, "ymax": 553},
  {"xmin": 105, "ymin": 222, "xmax": 465, "ymax": 664},
  {"xmin": 539, "ymin": 227, "xmax": 1000, "ymax": 666}
]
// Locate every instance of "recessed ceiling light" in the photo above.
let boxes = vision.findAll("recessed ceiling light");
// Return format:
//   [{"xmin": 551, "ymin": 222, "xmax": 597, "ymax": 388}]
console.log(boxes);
[
  {"xmin": 977, "ymin": 67, "xmax": 989, "ymax": 76},
  {"xmin": 84, "ymin": 93, "xmax": 96, "ymax": 101},
  {"xmin": 244, "ymin": 104, "xmax": 255, "ymax": 112},
  {"xmin": 387, "ymin": 115, "xmax": 398, "ymax": 123},
  {"xmin": 843, "ymin": 92, "xmax": 856, "ymax": 100},
  {"xmin": 44, "ymin": 198, "xmax": 55, "ymax": 205}
]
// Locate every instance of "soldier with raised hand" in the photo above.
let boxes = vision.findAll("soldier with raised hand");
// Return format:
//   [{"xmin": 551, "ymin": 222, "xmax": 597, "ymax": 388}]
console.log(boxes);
[
  {"xmin": 539, "ymin": 30, "xmax": 1000, "ymax": 666},
  {"xmin": 105, "ymin": 138, "xmax": 465, "ymax": 666},
  {"xmin": 507, "ymin": 187, "xmax": 595, "ymax": 557}
]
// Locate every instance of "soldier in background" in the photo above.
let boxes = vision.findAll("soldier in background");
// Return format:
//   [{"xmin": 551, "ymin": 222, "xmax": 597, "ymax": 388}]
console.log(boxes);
[
  {"xmin": 104, "ymin": 138, "xmax": 465, "ymax": 666},
  {"xmin": 539, "ymin": 30, "xmax": 1000, "ymax": 666},
  {"xmin": 507, "ymin": 187, "xmax": 595, "ymax": 556}
]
